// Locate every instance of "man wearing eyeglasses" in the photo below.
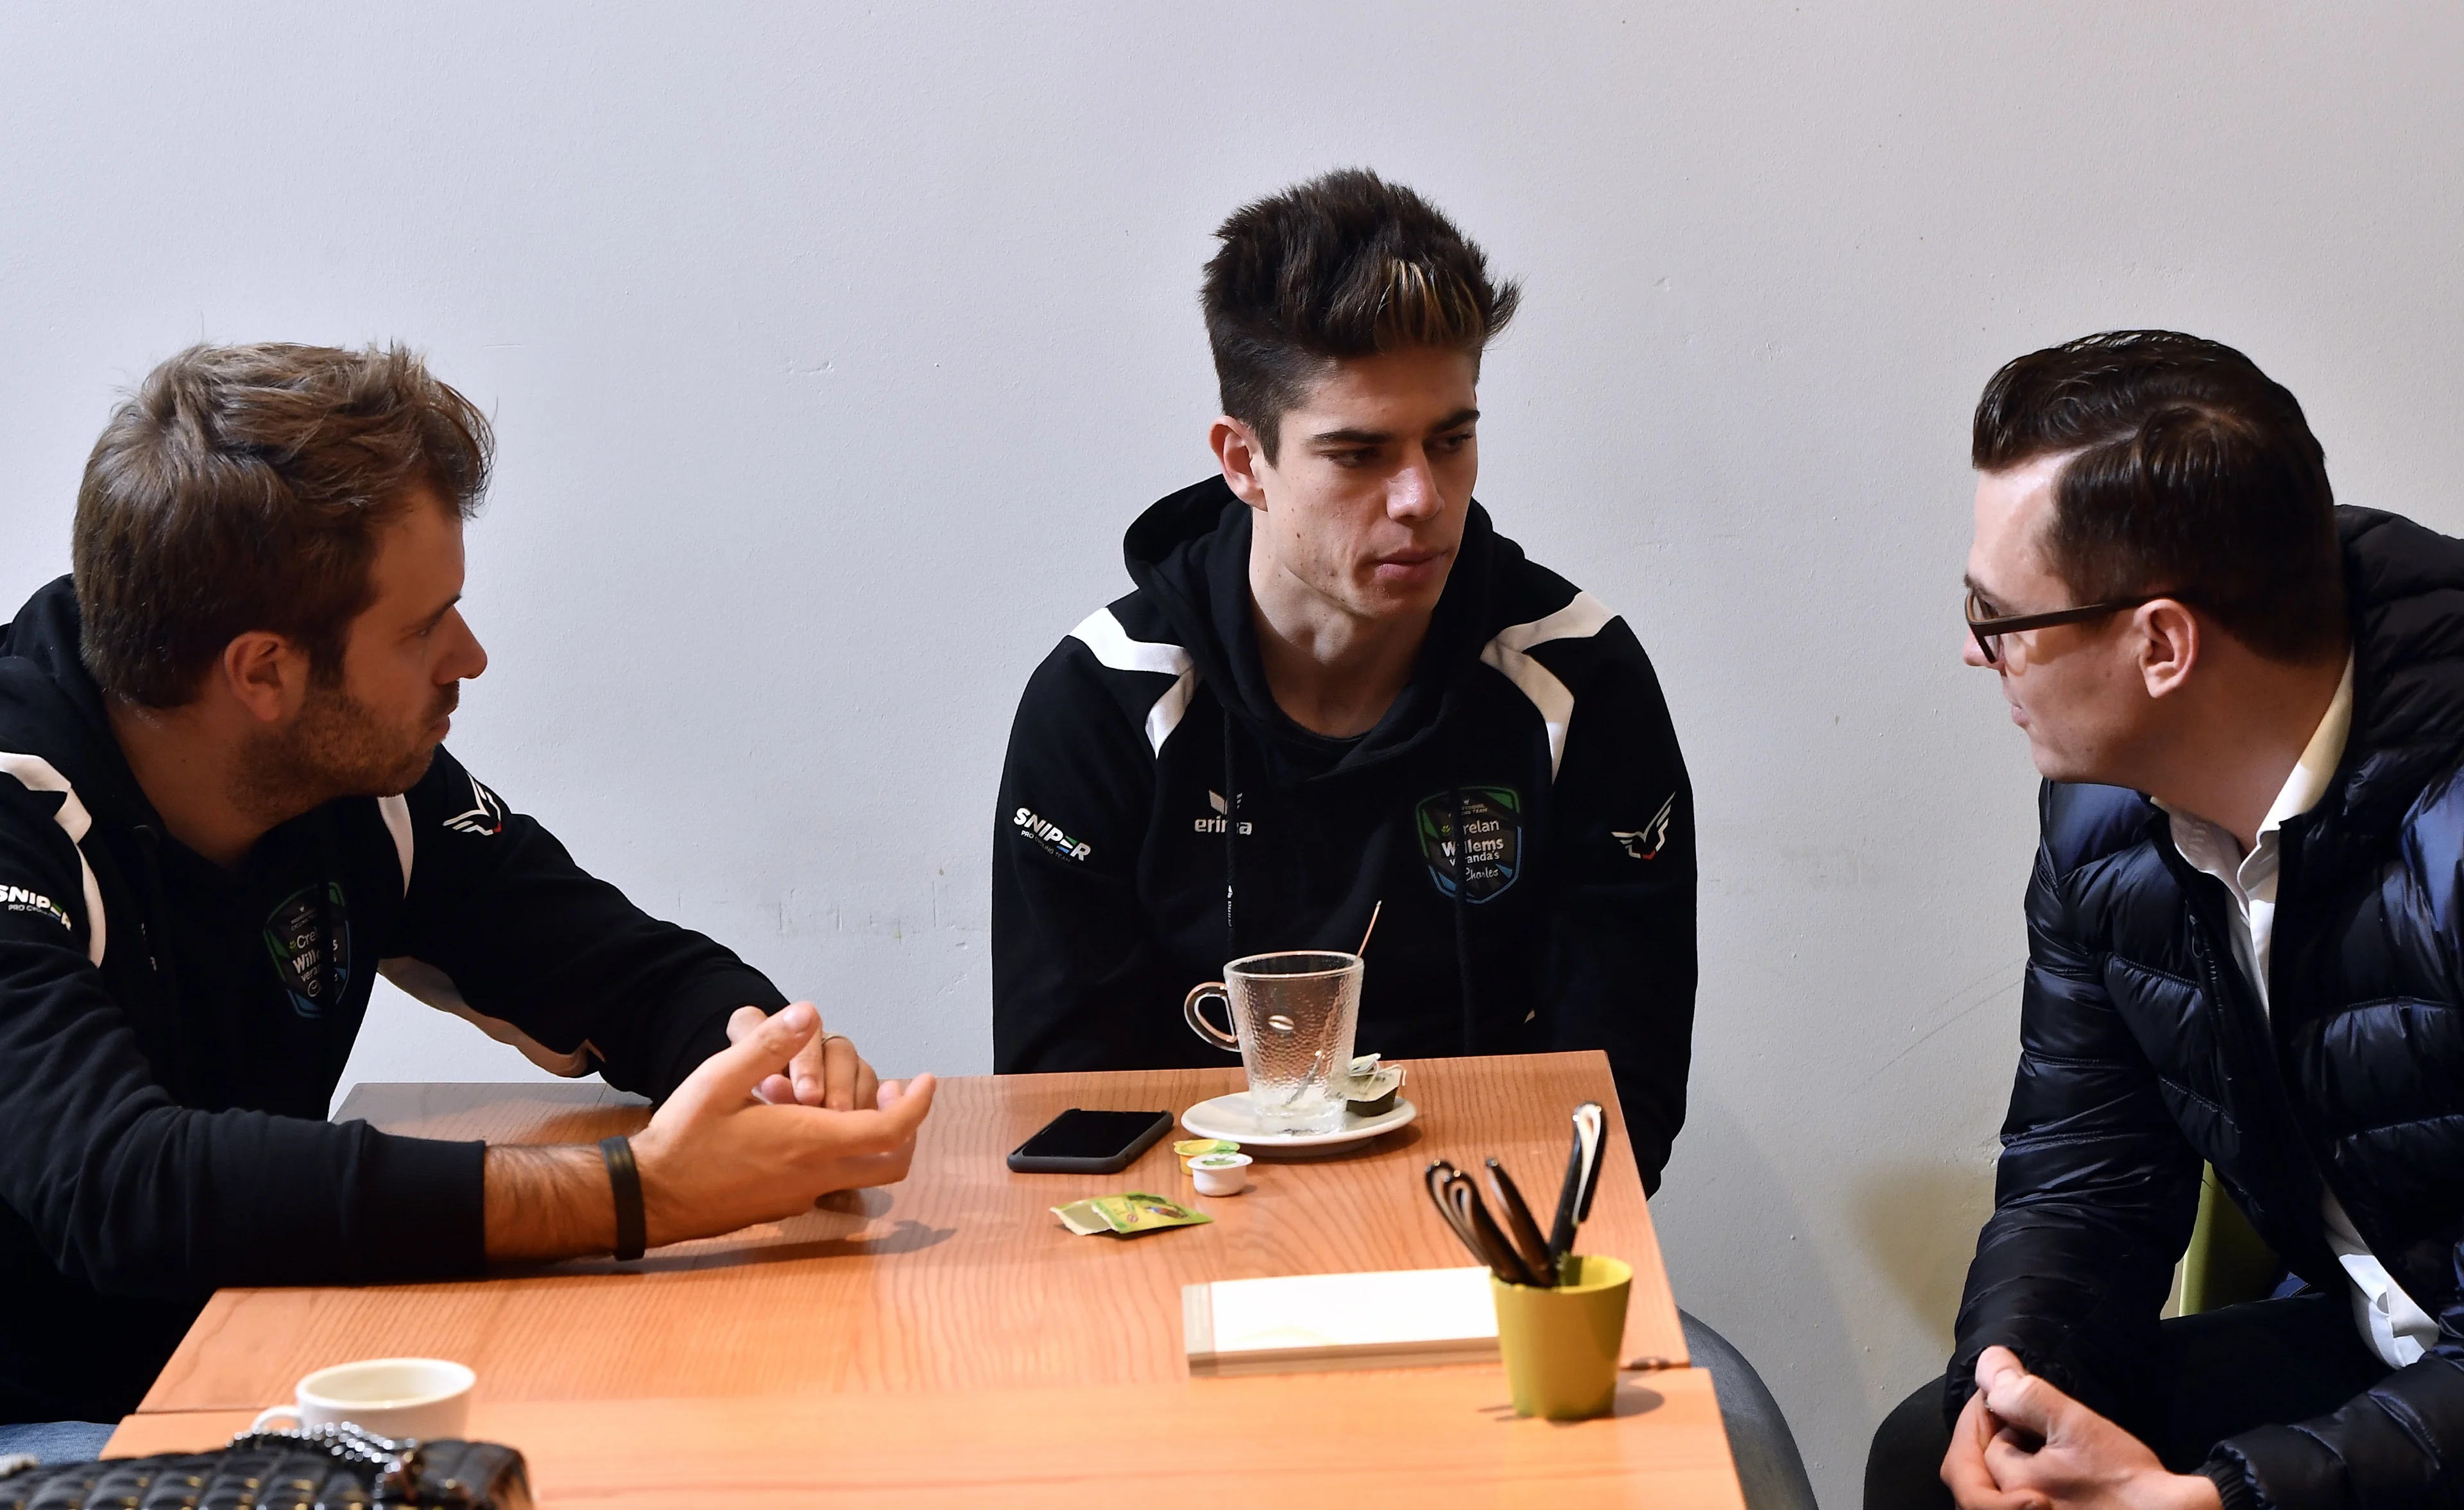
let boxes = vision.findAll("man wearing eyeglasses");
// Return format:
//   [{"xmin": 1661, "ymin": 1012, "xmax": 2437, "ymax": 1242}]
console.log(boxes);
[{"xmin": 1864, "ymin": 330, "xmax": 2464, "ymax": 1510}]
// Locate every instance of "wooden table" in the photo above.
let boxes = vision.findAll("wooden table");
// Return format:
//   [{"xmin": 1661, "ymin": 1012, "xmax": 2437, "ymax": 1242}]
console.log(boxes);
[{"xmin": 112, "ymin": 1052, "xmax": 1742, "ymax": 1507}]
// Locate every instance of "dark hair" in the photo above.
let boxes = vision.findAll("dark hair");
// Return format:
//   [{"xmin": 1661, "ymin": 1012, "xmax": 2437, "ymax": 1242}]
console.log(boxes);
[
  {"xmin": 73, "ymin": 343, "xmax": 493, "ymax": 707},
  {"xmin": 1202, "ymin": 168, "xmax": 1519, "ymax": 461},
  {"xmin": 1972, "ymin": 330, "xmax": 2344, "ymax": 664}
]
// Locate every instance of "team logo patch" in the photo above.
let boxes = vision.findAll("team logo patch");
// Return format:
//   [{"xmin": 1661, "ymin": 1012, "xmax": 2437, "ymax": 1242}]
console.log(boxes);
[
  {"xmin": 443, "ymin": 772, "xmax": 506, "ymax": 836},
  {"xmin": 264, "ymin": 882, "xmax": 353, "ymax": 1019},
  {"xmin": 0, "ymin": 883, "xmax": 69, "ymax": 929},
  {"xmin": 1611, "ymin": 793, "xmax": 1678, "ymax": 860},
  {"xmin": 1013, "ymin": 805, "xmax": 1092, "ymax": 862},
  {"xmin": 1417, "ymin": 786, "xmax": 1523, "ymax": 904}
]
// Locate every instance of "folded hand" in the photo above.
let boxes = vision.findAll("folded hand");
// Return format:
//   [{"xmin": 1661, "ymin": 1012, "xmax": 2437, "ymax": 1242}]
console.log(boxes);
[
  {"xmin": 729, "ymin": 1001, "xmax": 880, "ymax": 1110},
  {"xmin": 1940, "ymin": 1347, "xmax": 2221, "ymax": 1510},
  {"xmin": 638, "ymin": 1003, "xmax": 935, "ymax": 1246}
]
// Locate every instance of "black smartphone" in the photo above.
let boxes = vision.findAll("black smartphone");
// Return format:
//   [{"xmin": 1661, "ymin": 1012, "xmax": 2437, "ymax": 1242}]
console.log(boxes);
[{"xmin": 1006, "ymin": 1108, "xmax": 1175, "ymax": 1174}]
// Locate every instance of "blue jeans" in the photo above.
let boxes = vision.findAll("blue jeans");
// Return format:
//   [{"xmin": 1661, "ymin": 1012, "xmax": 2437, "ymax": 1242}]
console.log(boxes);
[
  {"xmin": 1684, "ymin": 1310, "xmax": 1818, "ymax": 1510},
  {"xmin": 0, "ymin": 1418, "xmax": 116, "ymax": 1464}
]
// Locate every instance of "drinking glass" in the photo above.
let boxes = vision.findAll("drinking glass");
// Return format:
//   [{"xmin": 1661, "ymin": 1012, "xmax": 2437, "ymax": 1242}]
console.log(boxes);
[{"xmin": 1183, "ymin": 950, "xmax": 1364, "ymax": 1133}]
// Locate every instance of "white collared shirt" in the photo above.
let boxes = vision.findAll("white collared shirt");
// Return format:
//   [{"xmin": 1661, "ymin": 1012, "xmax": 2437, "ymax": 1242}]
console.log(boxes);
[{"xmin": 2161, "ymin": 656, "xmax": 2435, "ymax": 1368}]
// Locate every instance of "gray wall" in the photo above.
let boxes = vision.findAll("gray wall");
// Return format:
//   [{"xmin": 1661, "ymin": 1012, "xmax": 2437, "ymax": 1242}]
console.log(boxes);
[{"xmin": 6, "ymin": 4, "xmax": 2461, "ymax": 1501}]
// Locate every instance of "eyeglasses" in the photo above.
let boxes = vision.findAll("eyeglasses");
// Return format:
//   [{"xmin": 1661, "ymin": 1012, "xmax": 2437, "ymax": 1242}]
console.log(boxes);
[{"xmin": 1964, "ymin": 589, "xmax": 2163, "ymax": 665}]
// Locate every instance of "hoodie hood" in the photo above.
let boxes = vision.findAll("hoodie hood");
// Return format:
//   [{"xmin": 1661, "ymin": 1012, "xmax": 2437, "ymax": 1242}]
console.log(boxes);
[
  {"xmin": 1, "ymin": 576, "xmax": 108, "ymax": 726},
  {"xmin": 0, "ymin": 576, "xmax": 151, "ymax": 831},
  {"xmin": 2332, "ymin": 506, "xmax": 2464, "ymax": 833},
  {"xmin": 1120, "ymin": 475, "xmax": 1514, "ymax": 785}
]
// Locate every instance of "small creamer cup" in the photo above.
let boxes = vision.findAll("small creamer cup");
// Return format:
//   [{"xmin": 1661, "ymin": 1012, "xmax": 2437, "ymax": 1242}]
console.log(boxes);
[
  {"xmin": 1490, "ymin": 1255, "xmax": 1632, "ymax": 1420},
  {"xmin": 251, "ymin": 1357, "xmax": 475, "ymax": 1441},
  {"xmin": 1189, "ymin": 1151, "xmax": 1253, "ymax": 1196}
]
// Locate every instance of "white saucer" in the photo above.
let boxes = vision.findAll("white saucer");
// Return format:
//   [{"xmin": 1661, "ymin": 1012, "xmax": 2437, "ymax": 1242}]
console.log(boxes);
[{"xmin": 1179, "ymin": 1093, "xmax": 1418, "ymax": 1156}]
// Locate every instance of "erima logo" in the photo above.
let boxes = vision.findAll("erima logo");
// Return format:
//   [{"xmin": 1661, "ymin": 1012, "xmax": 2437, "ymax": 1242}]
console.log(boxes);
[
  {"xmin": 1013, "ymin": 806, "xmax": 1091, "ymax": 862},
  {"xmin": 1611, "ymin": 793, "xmax": 1677, "ymax": 860},
  {"xmin": 1192, "ymin": 788, "xmax": 1251, "ymax": 836},
  {"xmin": 444, "ymin": 774, "xmax": 506, "ymax": 836},
  {"xmin": 0, "ymin": 883, "xmax": 69, "ymax": 929}
]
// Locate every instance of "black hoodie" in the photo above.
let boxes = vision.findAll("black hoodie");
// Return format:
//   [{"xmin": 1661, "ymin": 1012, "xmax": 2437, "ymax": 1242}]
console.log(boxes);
[
  {"xmin": 0, "ymin": 577, "xmax": 785, "ymax": 1423},
  {"xmin": 992, "ymin": 479, "xmax": 1697, "ymax": 1189}
]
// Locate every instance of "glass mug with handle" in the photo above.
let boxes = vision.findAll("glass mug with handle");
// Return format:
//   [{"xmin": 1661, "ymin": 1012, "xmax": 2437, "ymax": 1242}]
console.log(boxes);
[{"xmin": 1184, "ymin": 950, "xmax": 1364, "ymax": 1134}]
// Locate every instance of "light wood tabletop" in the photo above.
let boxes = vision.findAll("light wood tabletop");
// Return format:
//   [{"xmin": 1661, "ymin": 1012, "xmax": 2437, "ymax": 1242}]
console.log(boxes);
[
  {"xmin": 115, "ymin": 1052, "xmax": 1736, "ymax": 1507},
  {"xmin": 110, "ymin": 1371, "xmax": 1741, "ymax": 1508}
]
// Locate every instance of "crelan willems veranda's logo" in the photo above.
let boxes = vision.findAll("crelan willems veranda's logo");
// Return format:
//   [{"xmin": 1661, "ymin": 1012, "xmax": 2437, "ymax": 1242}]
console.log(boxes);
[
  {"xmin": 1417, "ymin": 786, "xmax": 1523, "ymax": 903},
  {"xmin": 263, "ymin": 881, "xmax": 352, "ymax": 1020}
]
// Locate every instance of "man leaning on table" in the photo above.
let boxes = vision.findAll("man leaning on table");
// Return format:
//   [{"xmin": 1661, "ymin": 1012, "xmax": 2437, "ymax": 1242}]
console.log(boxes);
[
  {"xmin": 1866, "ymin": 330, "xmax": 2464, "ymax": 1510},
  {"xmin": 0, "ymin": 343, "xmax": 936, "ymax": 1452},
  {"xmin": 987, "ymin": 169, "xmax": 1815, "ymax": 1510}
]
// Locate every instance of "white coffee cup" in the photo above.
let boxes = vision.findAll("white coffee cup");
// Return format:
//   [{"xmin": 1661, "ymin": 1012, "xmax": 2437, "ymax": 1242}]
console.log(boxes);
[{"xmin": 250, "ymin": 1357, "xmax": 475, "ymax": 1441}]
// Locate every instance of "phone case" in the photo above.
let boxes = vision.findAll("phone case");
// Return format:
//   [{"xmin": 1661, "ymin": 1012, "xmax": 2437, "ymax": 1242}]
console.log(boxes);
[{"xmin": 1005, "ymin": 1110, "xmax": 1174, "ymax": 1173}]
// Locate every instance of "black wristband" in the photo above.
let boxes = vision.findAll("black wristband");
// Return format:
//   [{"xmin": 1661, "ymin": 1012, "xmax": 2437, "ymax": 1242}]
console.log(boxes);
[{"xmin": 599, "ymin": 1135, "xmax": 647, "ymax": 1262}]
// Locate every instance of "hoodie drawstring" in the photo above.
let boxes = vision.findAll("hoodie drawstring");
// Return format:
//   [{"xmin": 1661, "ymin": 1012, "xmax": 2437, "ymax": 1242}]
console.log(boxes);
[
  {"xmin": 1452, "ymin": 787, "xmax": 1476, "ymax": 1055},
  {"xmin": 129, "ymin": 823, "xmax": 193, "ymax": 1098},
  {"xmin": 1221, "ymin": 705, "xmax": 1238, "ymax": 963},
  {"xmin": 1221, "ymin": 702, "xmax": 1480, "ymax": 1058}
]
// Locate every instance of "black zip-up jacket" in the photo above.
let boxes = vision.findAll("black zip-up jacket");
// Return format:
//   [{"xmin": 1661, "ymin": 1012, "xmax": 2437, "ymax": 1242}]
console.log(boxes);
[
  {"xmin": 991, "ymin": 479, "xmax": 1697, "ymax": 1189},
  {"xmin": 1948, "ymin": 509, "xmax": 2464, "ymax": 1509},
  {"xmin": 0, "ymin": 577, "xmax": 785, "ymax": 1423}
]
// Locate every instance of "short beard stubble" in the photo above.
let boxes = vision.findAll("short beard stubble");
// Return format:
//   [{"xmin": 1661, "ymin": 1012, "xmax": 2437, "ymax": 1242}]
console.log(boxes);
[{"xmin": 233, "ymin": 679, "xmax": 454, "ymax": 829}]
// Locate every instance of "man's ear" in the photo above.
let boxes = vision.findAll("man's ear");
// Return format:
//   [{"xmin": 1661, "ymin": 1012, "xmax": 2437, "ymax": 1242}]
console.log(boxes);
[
  {"xmin": 2136, "ymin": 599, "xmax": 2201, "ymax": 700},
  {"xmin": 218, "ymin": 631, "xmax": 309, "ymax": 725},
  {"xmin": 1210, "ymin": 416, "xmax": 1271, "ymax": 510}
]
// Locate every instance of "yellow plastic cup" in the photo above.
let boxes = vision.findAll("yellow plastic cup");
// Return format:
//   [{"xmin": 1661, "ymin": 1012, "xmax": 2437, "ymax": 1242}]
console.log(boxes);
[{"xmin": 1490, "ymin": 1255, "xmax": 1632, "ymax": 1420}]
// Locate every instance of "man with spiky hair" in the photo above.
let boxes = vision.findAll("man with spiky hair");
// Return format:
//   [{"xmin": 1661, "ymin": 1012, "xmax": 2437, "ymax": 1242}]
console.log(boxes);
[
  {"xmin": 991, "ymin": 172, "xmax": 1813, "ymax": 1508},
  {"xmin": 995, "ymin": 169, "xmax": 1696, "ymax": 1175}
]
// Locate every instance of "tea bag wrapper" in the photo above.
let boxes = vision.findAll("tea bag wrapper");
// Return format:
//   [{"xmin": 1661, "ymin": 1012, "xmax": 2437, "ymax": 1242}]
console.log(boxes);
[
  {"xmin": 1339, "ymin": 1054, "xmax": 1405, "ymax": 1116},
  {"xmin": 1050, "ymin": 1199, "xmax": 1113, "ymax": 1237},
  {"xmin": 1052, "ymin": 1192, "xmax": 1215, "ymax": 1237}
]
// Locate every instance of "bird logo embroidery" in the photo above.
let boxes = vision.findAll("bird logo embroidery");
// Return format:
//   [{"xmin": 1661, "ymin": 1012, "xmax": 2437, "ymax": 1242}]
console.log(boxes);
[
  {"xmin": 443, "ymin": 773, "xmax": 507, "ymax": 836},
  {"xmin": 1611, "ymin": 793, "xmax": 1677, "ymax": 860}
]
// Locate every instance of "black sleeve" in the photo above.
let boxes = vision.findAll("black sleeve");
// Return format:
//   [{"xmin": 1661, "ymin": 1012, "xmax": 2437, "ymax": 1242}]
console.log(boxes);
[
  {"xmin": 2204, "ymin": 1336, "xmax": 2464, "ymax": 1508},
  {"xmin": 1945, "ymin": 800, "xmax": 2202, "ymax": 1427},
  {"xmin": 384, "ymin": 747, "xmax": 787, "ymax": 1101},
  {"xmin": 1526, "ymin": 622, "xmax": 1697, "ymax": 1196},
  {"xmin": 2198, "ymin": 850, "xmax": 2464, "ymax": 1510},
  {"xmin": 0, "ymin": 779, "xmax": 481, "ymax": 1295},
  {"xmin": 991, "ymin": 640, "xmax": 1170, "ymax": 1073}
]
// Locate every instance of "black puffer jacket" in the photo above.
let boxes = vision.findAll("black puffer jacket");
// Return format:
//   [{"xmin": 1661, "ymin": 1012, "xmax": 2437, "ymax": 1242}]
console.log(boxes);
[{"xmin": 1949, "ymin": 507, "xmax": 2464, "ymax": 1509}]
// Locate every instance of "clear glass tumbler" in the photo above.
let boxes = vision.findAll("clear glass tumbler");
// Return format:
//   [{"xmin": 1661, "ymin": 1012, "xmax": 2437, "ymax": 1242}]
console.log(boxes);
[{"xmin": 1183, "ymin": 950, "xmax": 1364, "ymax": 1133}]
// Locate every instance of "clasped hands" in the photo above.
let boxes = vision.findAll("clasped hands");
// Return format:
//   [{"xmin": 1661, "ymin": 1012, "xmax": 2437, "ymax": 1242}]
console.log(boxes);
[
  {"xmin": 627, "ymin": 1002, "xmax": 938, "ymax": 1249},
  {"xmin": 1944, "ymin": 1347, "xmax": 2223, "ymax": 1510}
]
